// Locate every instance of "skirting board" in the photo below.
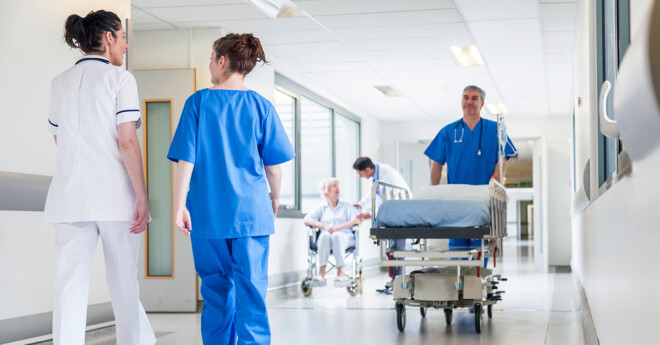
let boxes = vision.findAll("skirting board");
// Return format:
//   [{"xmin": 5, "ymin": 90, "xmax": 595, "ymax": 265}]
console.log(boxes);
[
  {"xmin": 573, "ymin": 271, "xmax": 600, "ymax": 345},
  {"xmin": 0, "ymin": 302, "xmax": 113, "ymax": 344}
]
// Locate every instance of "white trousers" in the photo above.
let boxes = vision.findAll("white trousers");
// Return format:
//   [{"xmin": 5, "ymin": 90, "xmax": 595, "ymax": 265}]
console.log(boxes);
[
  {"xmin": 52, "ymin": 221, "xmax": 156, "ymax": 345},
  {"xmin": 317, "ymin": 229, "xmax": 355, "ymax": 268}
]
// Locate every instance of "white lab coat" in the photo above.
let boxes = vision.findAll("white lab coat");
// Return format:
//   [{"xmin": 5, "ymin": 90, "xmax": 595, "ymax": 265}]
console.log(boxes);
[{"xmin": 358, "ymin": 162, "xmax": 412, "ymax": 213}]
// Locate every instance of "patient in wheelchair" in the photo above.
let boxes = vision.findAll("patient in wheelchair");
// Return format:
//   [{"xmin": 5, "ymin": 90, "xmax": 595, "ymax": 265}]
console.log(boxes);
[{"xmin": 304, "ymin": 178, "xmax": 362, "ymax": 286}]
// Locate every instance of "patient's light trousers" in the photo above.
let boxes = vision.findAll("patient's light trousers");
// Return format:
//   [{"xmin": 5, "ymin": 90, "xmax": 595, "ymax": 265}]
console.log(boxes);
[
  {"xmin": 52, "ymin": 221, "xmax": 155, "ymax": 345},
  {"xmin": 191, "ymin": 235, "xmax": 270, "ymax": 345},
  {"xmin": 317, "ymin": 230, "xmax": 354, "ymax": 268}
]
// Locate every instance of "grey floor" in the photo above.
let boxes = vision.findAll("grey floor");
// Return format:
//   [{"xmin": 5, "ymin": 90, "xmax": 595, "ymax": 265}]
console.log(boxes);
[{"xmin": 30, "ymin": 239, "xmax": 584, "ymax": 345}]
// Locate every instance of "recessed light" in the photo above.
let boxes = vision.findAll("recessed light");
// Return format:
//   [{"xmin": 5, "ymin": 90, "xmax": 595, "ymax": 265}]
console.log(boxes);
[
  {"xmin": 373, "ymin": 85, "xmax": 404, "ymax": 97},
  {"xmin": 450, "ymin": 46, "xmax": 485, "ymax": 67}
]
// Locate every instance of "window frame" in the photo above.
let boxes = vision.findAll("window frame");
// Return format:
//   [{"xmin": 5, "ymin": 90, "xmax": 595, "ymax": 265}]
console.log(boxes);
[
  {"xmin": 274, "ymin": 73, "xmax": 362, "ymax": 218},
  {"xmin": 595, "ymin": 0, "xmax": 630, "ymax": 196}
]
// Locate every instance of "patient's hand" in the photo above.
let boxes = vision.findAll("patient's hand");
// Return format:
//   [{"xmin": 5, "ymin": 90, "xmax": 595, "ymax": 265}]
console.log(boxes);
[{"xmin": 353, "ymin": 204, "xmax": 361, "ymax": 209}]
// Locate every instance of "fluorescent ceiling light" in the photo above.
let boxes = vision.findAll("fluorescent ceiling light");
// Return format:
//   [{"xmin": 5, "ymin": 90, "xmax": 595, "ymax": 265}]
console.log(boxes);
[
  {"xmin": 450, "ymin": 46, "xmax": 485, "ymax": 67},
  {"xmin": 487, "ymin": 103, "xmax": 509, "ymax": 115},
  {"xmin": 244, "ymin": 0, "xmax": 302, "ymax": 19},
  {"xmin": 373, "ymin": 85, "xmax": 404, "ymax": 97}
]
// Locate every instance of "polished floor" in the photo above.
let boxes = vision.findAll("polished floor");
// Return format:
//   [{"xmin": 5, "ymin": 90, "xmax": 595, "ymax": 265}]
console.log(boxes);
[{"xmin": 27, "ymin": 239, "xmax": 584, "ymax": 345}]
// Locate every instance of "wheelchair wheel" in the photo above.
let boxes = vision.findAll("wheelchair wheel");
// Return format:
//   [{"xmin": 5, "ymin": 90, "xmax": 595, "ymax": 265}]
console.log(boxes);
[
  {"xmin": 300, "ymin": 278, "xmax": 312, "ymax": 297},
  {"xmin": 346, "ymin": 278, "xmax": 361, "ymax": 296},
  {"xmin": 420, "ymin": 307, "xmax": 427, "ymax": 318},
  {"xmin": 474, "ymin": 304, "xmax": 482, "ymax": 333},
  {"xmin": 396, "ymin": 302, "xmax": 406, "ymax": 332},
  {"xmin": 444, "ymin": 308, "xmax": 452, "ymax": 325}
]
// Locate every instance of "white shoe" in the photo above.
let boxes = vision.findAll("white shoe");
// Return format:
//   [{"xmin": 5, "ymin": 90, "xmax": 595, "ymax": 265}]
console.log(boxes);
[
  {"xmin": 310, "ymin": 276, "xmax": 327, "ymax": 287},
  {"xmin": 333, "ymin": 275, "xmax": 350, "ymax": 287}
]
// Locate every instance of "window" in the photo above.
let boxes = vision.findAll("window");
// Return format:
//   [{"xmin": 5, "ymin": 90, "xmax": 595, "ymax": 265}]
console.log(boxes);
[
  {"xmin": 273, "ymin": 74, "xmax": 361, "ymax": 216},
  {"xmin": 596, "ymin": 0, "xmax": 630, "ymax": 188},
  {"xmin": 273, "ymin": 90, "xmax": 296, "ymax": 208}
]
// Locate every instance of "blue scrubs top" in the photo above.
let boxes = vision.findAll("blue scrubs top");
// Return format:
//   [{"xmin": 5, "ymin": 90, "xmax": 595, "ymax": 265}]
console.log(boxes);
[
  {"xmin": 167, "ymin": 89, "xmax": 295, "ymax": 239},
  {"xmin": 424, "ymin": 118, "xmax": 516, "ymax": 185}
]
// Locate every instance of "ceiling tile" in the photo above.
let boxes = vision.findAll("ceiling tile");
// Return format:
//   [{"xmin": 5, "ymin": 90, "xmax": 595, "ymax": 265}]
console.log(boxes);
[
  {"xmin": 540, "ymin": 3, "xmax": 578, "ymax": 18},
  {"xmin": 131, "ymin": 8, "xmax": 164, "ymax": 24},
  {"xmin": 254, "ymin": 30, "xmax": 335, "ymax": 45},
  {"xmin": 174, "ymin": 16, "xmax": 319, "ymax": 32},
  {"xmin": 133, "ymin": 23, "xmax": 177, "ymax": 31},
  {"xmin": 144, "ymin": 4, "xmax": 266, "ymax": 22},
  {"xmin": 542, "ymin": 17, "xmax": 576, "ymax": 31},
  {"xmin": 133, "ymin": 0, "xmax": 244, "ymax": 8},
  {"xmin": 544, "ymin": 42, "xmax": 574, "ymax": 55},
  {"xmin": 292, "ymin": 0, "xmax": 456, "ymax": 16},
  {"xmin": 543, "ymin": 31, "xmax": 575, "ymax": 43},
  {"xmin": 315, "ymin": 9, "xmax": 463, "ymax": 29},
  {"xmin": 470, "ymin": 19, "xmax": 544, "ymax": 65},
  {"xmin": 332, "ymin": 23, "xmax": 470, "ymax": 41},
  {"xmin": 455, "ymin": 0, "xmax": 539, "ymax": 21},
  {"xmin": 268, "ymin": 42, "xmax": 361, "ymax": 63}
]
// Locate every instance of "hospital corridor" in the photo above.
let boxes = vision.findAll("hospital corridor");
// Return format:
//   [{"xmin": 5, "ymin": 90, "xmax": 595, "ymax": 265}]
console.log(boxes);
[{"xmin": 2, "ymin": 1, "xmax": 660, "ymax": 345}]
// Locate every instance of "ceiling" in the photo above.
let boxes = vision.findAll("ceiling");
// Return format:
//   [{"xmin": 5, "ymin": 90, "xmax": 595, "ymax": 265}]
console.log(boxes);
[{"xmin": 131, "ymin": 0, "xmax": 577, "ymax": 122}]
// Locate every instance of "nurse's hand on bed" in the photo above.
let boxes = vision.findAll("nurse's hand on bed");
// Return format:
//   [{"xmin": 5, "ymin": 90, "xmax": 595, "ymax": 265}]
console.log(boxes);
[{"xmin": 174, "ymin": 206, "xmax": 192, "ymax": 236}]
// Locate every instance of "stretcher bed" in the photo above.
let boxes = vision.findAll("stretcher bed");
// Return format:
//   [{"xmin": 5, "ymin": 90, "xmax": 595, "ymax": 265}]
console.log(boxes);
[{"xmin": 369, "ymin": 179, "xmax": 508, "ymax": 333}]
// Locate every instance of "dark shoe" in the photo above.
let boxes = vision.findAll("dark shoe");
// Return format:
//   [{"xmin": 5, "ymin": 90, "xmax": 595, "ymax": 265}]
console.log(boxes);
[{"xmin": 376, "ymin": 287, "xmax": 393, "ymax": 295}]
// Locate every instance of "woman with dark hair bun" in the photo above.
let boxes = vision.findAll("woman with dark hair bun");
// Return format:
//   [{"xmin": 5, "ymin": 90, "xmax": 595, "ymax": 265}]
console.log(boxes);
[
  {"xmin": 45, "ymin": 10, "xmax": 155, "ymax": 345},
  {"xmin": 168, "ymin": 33, "xmax": 294, "ymax": 345}
]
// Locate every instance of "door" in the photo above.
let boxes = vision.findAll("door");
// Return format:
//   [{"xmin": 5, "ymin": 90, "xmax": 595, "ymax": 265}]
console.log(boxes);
[
  {"xmin": 396, "ymin": 141, "xmax": 431, "ymax": 194},
  {"xmin": 134, "ymin": 69, "xmax": 197, "ymax": 312}
]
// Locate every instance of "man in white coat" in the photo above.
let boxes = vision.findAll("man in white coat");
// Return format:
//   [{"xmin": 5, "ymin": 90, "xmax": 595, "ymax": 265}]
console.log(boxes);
[{"xmin": 353, "ymin": 157, "xmax": 411, "ymax": 294}]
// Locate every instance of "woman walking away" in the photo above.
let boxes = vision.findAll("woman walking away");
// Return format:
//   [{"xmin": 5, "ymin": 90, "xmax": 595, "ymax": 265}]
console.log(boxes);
[
  {"xmin": 168, "ymin": 33, "xmax": 295, "ymax": 345},
  {"xmin": 45, "ymin": 10, "xmax": 156, "ymax": 345}
]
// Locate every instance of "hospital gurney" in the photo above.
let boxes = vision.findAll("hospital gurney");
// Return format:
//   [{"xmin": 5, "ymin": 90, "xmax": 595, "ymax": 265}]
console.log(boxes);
[
  {"xmin": 300, "ymin": 225, "xmax": 363, "ymax": 296},
  {"xmin": 369, "ymin": 179, "xmax": 508, "ymax": 333}
]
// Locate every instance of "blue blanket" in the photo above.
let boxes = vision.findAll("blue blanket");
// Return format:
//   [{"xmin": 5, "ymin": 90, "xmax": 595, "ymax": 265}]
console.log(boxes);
[{"xmin": 372, "ymin": 199, "xmax": 490, "ymax": 228}]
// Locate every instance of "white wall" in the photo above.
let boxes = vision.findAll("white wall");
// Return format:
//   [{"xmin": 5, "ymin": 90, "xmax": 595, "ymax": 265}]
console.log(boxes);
[
  {"xmin": 0, "ymin": 0, "xmax": 131, "ymax": 322},
  {"xmin": 131, "ymin": 28, "xmax": 384, "ymax": 278},
  {"xmin": 571, "ymin": 0, "xmax": 660, "ymax": 343}
]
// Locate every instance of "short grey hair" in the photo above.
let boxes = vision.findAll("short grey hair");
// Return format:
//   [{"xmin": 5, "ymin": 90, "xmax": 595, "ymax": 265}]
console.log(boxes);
[
  {"xmin": 463, "ymin": 85, "xmax": 486, "ymax": 102},
  {"xmin": 318, "ymin": 177, "xmax": 339, "ymax": 201}
]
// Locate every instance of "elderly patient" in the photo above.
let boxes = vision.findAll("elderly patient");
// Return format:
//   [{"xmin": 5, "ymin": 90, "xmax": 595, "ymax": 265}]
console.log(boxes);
[{"xmin": 304, "ymin": 178, "xmax": 362, "ymax": 286}]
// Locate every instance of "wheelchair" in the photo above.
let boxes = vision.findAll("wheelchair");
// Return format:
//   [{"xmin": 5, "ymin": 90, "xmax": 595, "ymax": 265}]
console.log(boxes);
[{"xmin": 300, "ymin": 225, "xmax": 363, "ymax": 297}]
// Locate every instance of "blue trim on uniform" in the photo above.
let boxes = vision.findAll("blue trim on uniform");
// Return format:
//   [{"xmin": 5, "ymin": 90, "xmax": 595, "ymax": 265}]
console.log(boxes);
[
  {"xmin": 48, "ymin": 119, "xmax": 58, "ymax": 127},
  {"xmin": 116, "ymin": 109, "xmax": 140, "ymax": 115},
  {"xmin": 75, "ymin": 57, "xmax": 110, "ymax": 65}
]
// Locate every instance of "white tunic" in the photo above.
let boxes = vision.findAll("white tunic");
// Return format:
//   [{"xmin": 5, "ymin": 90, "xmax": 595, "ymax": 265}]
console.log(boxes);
[
  {"xmin": 44, "ymin": 56, "xmax": 142, "ymax": 223},
  {"xmin": 358, "ymin": 162, "xmax": 412, "ymax": 212}
]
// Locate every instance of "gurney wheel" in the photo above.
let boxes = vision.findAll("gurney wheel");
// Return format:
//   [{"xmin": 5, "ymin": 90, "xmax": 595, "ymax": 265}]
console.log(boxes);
[
  {"xmin": 300, "ymin": 279, "xmax": 312, "ymax": 297},
  {"xmin": 487, "ymin": 304, "xmax": 492, "ymax": 318},
  {"xmin": 346, "ymin": 278, "xmax": 361, "ymax": 296},
  {"xmin": 420, "ymin": 307, "xmax": 427, "ymax": 318},
  {"xmin": 444, "ymin": 308, "xmax": 452, "ymax": 325},
  {"xmin": 474, "ymin": 304, "xmax": 482, "ymax": 333},
  {"xmin": 395, "ymin": 302, "xmax": 406, "ymax": 332}
]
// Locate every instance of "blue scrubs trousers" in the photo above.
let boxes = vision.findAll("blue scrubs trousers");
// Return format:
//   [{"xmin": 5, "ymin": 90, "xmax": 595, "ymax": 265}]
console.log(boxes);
[
  {"xmin": 448, "ymin": 239, "xmax": 489, "ymax": 267},
  {"xmin": 191, "ymin": 235, "xmax": 270, "ymax": 345}
]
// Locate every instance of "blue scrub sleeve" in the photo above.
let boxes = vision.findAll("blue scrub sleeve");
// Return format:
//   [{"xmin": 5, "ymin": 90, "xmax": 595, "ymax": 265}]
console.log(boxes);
[
  {"xmin": 168, "ymin": 95, "xmax": 199, "ymax": 164},
  {"xmin": 424, "ymin": 129, "xmax": 448, "ymax": 164},
  {"xmin": 504, "ymin": 136, "xmax": 517, "ymax": 159},
  {"xmin": 260, "ymin": 106, "xmax": 295, "ymax": 166}
]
